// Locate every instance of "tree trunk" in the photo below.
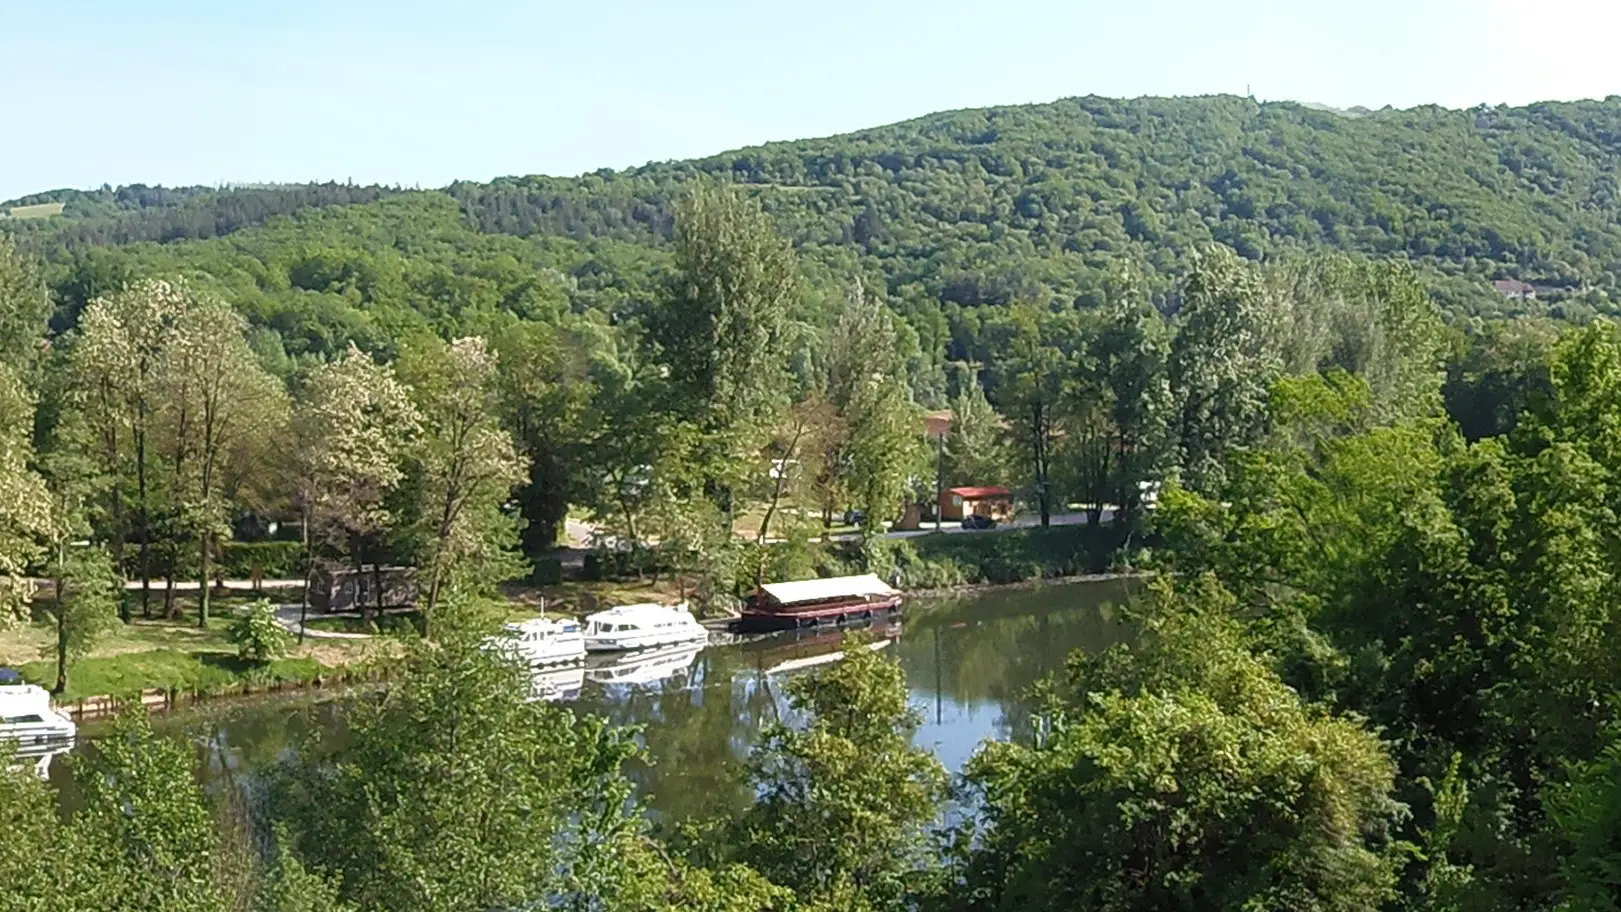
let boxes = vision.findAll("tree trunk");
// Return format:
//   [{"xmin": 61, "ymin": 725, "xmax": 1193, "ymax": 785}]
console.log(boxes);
[
  {"xmin": 53, "ymin": 544, "xmax": 68, "ymax": 696},
  {"xmin": 197, "ymin": 531, "xmax": 212, "ymax": 629},
  {"xmin": 372, "ymin": 559, "xmax": 384, "ymax": 621},
  {"xmin": 136, "ymin": 422, "xmax": 152, "ymax": 619},
  {"xmin": 108, "ymin": 417, "xmax": 129, "ymax": 625},
  {"xmin": 163, "ymin": 570, "xmax": 178, "ymax": 620},
  {"xmin": 353, "ymin": 543, "xmax": 372, "ymax": 623},
  {"xmin": 1033, "ymin": 400, "xmax": 1051, "ymax": 528},
  {"xmin": 297, "ymin": 505, "xmax": 312, "ymax": 645}
]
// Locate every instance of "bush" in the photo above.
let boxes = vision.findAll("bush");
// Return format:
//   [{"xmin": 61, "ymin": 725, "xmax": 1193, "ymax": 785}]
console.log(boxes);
[
  {"xmin": 229, "ymin": 600, "xmax": 293, "ymax": 664},
  {"xmin": 219, "ymin": 542, "xmax": 304, "ymax": 579},
  {"xmin": 822, "ymin": 524, "xmax": 1136, "ymax": 590}
]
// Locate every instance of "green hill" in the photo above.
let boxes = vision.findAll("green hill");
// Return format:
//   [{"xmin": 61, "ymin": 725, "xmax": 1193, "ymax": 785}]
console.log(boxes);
[{"xmin": 11, "ymin": 93, "xmax": 1621, "ymax": 359}]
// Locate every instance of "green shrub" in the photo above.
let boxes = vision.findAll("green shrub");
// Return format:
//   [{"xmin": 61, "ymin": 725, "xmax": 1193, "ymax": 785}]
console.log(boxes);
[
  {"xmin": 229, "ymin": 599, "xmax": 294, "ymax": 664},
  {"xmin": 219, "ymin": 542, "xmax": 304, "ymax": 578}
]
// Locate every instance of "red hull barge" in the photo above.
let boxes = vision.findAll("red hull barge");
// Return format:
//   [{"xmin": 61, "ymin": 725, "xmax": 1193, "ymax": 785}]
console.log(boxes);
[{"xmin": 736, "ymin": 574, "xmax": 903, "ymax": 634}]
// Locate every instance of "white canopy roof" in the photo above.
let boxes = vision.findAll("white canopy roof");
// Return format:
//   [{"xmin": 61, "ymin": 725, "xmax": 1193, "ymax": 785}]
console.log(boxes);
[{"xmin": 760, "ymin": 574, "xmax": 896, "ymax": 606}]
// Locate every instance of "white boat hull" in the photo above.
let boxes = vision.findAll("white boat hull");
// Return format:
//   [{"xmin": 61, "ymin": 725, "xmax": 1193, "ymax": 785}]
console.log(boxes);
[{"xmin": 584, "ymin": 627, "xmax": 707, "ymax": 653}]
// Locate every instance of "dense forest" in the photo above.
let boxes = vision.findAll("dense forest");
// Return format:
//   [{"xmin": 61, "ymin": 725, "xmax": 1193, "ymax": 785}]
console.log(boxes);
[{"xmin": 3, "ymin": 93, "xmax": 1620, "ymax": 910}]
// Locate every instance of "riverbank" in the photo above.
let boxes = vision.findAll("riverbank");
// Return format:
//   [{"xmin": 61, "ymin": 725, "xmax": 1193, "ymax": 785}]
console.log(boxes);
[{"xmin": 1, "ymin": 591, "xmax": 380, "ymax": 701}]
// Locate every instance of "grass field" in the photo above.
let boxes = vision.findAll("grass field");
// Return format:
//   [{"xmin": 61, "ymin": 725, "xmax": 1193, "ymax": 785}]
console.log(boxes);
[
  {"xmin": 4, "ymin": 202, "xmax": 65, "ymax": 219},
  {"xmin": 1, "ymin": 598, "xmax": 375, "ymax": 700}
]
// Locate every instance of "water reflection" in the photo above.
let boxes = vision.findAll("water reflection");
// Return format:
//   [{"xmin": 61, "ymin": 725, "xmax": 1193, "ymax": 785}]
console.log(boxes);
[{"xmin": 67, "ymin": 579, "xmax": 1139, "ymax": 824}]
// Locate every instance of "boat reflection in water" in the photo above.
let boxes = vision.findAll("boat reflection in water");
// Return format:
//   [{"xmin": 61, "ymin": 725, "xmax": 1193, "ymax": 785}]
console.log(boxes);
[
  {"xmin": 526, "ymin": 663, "xmax": 587, "ymax": 703},
  {"xmin": 585, "ymin": 644, "xmax": 704, "ymax": 687},
  {"xmin": 740, "ymin": 619, "xmax": 903, "ymax": 676}
]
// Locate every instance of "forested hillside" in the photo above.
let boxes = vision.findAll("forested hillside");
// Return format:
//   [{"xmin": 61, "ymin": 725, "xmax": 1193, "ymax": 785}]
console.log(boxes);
[{"xmin": 12, "ymin": 94, "xmax": 1621, "ymax": 328}]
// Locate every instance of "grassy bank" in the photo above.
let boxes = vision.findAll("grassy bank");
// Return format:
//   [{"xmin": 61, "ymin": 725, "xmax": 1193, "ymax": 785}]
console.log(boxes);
[{"xmin": 3, "ymin": 593, "xmax": 375, "ymax": 701}]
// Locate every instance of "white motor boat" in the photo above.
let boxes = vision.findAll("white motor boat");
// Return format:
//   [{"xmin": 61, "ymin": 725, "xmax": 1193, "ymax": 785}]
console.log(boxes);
[
  {"xmin": 494, "ymin": 617, "xmax": 587, "ymax": 666},
  {"xmin": 583, "ymin": 602, "xmax": 708, "ymax": 653},
  {"xmin": 0, "ymin": 684, "xmax": 76, "ymax": 780},
  {"xmin": 585, "ymin": 644, "xmax": 703, "ymax": 686}
]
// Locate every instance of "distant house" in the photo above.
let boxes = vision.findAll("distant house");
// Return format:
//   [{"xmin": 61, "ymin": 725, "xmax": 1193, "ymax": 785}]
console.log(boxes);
[
  {"xmin": 1493, "ymin": 279, "xmax": 1537, "ymax": 300},
  {"xmin": 310, "ymin": 565, "xmax": 418, "ymax": 613},
  {"xmin": 940, "ymin": 486, "xmax": 1015, "ymax": 523}
]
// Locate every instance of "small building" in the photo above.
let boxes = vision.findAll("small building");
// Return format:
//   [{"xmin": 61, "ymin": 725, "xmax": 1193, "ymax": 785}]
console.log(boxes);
[
  {"xmin": 309, "ymin": 565, "xmax": 418, "ymax": 613},
  {"xmin": 1493, "ymin": 279, "xmax": 1537, "ymax": 300},
  {"xmin": 939, "ymin": 486, "xmax": 1015, "ymax": 522}
]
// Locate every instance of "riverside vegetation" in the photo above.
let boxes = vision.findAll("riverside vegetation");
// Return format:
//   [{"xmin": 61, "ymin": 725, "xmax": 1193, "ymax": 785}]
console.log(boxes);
[{"xmin": 1, "ymin": 93, "xmax": 1620, "ymax": 909}]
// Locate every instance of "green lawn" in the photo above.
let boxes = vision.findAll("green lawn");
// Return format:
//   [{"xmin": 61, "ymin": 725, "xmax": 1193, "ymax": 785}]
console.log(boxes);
[{"xmin": 22, "ymin": 651, "xmax": 327, "ymax": 701}]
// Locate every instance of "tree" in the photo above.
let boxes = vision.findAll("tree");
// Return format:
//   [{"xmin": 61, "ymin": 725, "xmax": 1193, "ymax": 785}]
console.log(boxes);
[
  {"xmin": 0, "ymin": 235, "xmax": 51, "ymax": 374},
  {"xmin": 962, "ymin": 580, "xmax": 1405, "ymax": 912},
  {"xmin": 0, "ymin": 363, "xmax": 53, "ymax": 627},
  {"xmin": 397, "ymin": 335, "xmax": 527, "ymax": 623},
  {"xmin": 829, "ymin": 286, "xmax": 925, "ymax": 537},
  {"xmin": 730, "ymin": 638, "xmax": 949, "ymax": 910},
  {"xmin": 41, "ymin": 546, "xmax": 119, "ymax": 696},
  {"xmin": 941, "ymin": 380, "xmax": 1007, "ymax": 489},
  {"xmin": 60, "ymin": 711, "xmax": 227, "ymax": 911},
  {"xmin": 294, "ymin": 345, "xmax": 422, "ymax": 619},
  {"xmin": 1168, "ymin": 247, "xmax": 1284, "ymax": 492},
  {"xmin": 68, "ymin": 279, "xmax": 190, "ymax": 621},
  {"xmin": 157, "ymin": 294, "xmax": 289, "ymax": 627},
  {"xmin": 650, "ymin": 183, "xmax": 800, "ymax": 514},
  {"xmin": 989, "ymin": 305, "xmax": 1072, "ymax": 526},
  {"xmin": 0, "ymin": 745, "xmax": 63, "ymax": 912},
  {"xmin": 493, "ymin": 320, "xmax": 596, "ymax": 555}
]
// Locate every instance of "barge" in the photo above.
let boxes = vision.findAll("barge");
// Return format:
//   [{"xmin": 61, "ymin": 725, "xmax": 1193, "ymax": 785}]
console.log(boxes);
[{"xmin": 737, "ymin": 574, "xmax": 902, "ymax": 633}]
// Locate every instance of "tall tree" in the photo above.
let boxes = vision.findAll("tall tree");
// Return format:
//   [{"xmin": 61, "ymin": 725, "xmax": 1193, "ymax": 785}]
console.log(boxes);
[
  {"xmin": 941, "ymin": 380, "xmax": 1008, "ymax": 489},
  {"xmin": 829, "ymin": 286, "xmax": 925, "ymax": 536},
  {"xmin": 397, "ymin": 335, "xmax": 527, "ymax": 624},
  {"xmin": 69, "ymin": 279, "xmax": 189, "ymax": 620},
  {"xmin": 295, "ymin": 345, "xmax": 421, "ymax": 619},
  {"xmin": 158, "ymin": 295, "xmax": 289, "ymax": 627},
  {"xmin": 494, "ymin": 320, "xmax": 596, "ymax": 556},
  {"xmin": 1168, "ymin": 247, "xmax": 1284, "ymax": 492},
  {"xmin": 989, "ymin": 305, "xmax": 1072, "ymax": 526},
  {"xmin": 650, "ymin": 184, "xmax": 800, "ymax": 514},
  {"xmin": 0, "ymin": 364, "xmax": 53, "ymax": 627}
]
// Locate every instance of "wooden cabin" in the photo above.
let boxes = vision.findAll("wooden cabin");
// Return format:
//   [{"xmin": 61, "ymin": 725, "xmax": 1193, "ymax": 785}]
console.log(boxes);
[{"xmin": 939, "ymin": 486, "xmax": 1015, "ymax": 522}]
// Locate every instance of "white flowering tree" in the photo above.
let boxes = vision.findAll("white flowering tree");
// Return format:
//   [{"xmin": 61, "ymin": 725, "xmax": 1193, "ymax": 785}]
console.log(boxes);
[{"xmin": 295, "ymin": 345, "xmax": 422, "ymax": 619}]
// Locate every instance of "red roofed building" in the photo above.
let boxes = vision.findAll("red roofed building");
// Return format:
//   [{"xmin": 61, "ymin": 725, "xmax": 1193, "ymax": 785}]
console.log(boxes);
[{"xmin": 940, "ymin": 485, "xmax": 1015, "ymax": 522}]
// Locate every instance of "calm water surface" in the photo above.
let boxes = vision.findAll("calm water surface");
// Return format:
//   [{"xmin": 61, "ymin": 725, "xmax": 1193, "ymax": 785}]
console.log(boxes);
[{"xmin": 58, "ymin": 579, "xmax": 1139, "ymax": 822}]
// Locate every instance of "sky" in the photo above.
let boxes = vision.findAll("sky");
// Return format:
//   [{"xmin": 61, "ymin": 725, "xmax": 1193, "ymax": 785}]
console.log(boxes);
[{"xmin": 2, "ymin": 0, "xmax": 1619, "ymax": 201}]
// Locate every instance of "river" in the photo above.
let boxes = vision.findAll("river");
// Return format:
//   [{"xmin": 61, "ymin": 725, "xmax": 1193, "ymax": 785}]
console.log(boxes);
[{"xmin": 53, "ymin": 578, "xmax": 1140, "ymax": 822}]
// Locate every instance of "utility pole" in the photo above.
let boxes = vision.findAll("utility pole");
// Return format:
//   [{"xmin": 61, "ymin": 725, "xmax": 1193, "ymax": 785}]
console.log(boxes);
[{"xmin": 934, "ymin": 431, "xmax": 945, "ymax": 532}]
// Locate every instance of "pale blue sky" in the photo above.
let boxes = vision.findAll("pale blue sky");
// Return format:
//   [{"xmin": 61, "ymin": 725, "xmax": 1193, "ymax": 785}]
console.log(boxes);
[{"xmin": 2, "ymin": 0, "xmax": 1617, "ymax": 201}]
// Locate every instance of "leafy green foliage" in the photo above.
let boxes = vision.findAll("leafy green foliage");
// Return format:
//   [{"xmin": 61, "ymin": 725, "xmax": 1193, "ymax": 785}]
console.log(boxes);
[
  {"xmin": 727, "ymin": 637, "xmax": 949, "ymax": 910},
  {"xmin": 963, "ymin": 580, "xmax": 1405, "ymax": 912},
  {"xmin": 229, "ymin": 598, "xmax": 292, "ymax": 664}
]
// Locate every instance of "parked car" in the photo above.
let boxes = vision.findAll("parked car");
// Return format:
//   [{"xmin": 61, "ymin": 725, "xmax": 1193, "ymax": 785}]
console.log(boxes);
[{"xmin": 961, "ymin": 515, "xmax": 996, "ymax": 530}]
